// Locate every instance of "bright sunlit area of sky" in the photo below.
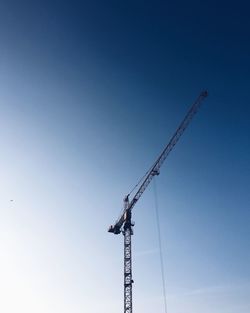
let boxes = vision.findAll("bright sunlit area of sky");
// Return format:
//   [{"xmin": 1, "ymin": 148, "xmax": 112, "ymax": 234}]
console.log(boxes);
[{"xmin": 0, "ymin": 1, "xmax": 250, "ymax": 313}]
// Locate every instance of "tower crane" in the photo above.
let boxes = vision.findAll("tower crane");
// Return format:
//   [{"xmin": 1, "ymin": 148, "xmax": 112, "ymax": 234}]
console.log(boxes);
[{"xmin": 108, "ymin": 91, "xmax": 208, "ymax": 313}]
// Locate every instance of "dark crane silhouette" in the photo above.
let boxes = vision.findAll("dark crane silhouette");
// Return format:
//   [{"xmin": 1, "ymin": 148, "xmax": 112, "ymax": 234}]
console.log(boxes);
[{"xmin": 108, "ymin": 91, "xmax": 208, "ymax": 313}]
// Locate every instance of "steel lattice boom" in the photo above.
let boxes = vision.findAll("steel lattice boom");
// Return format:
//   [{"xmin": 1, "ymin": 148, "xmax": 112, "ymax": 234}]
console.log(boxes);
[
  {"xmin": 108, "ymin": 91, "xmax": 208, "ymax": 313},
  {"xmin": 109, "ymin": 90, "xmax": 208, "ymax": 235}
]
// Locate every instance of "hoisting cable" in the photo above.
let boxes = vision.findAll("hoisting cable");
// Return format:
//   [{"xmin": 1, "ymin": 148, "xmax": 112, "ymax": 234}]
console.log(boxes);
[
  {"xmin": 153, "ymin": 179, "xmax": 168, "ymax": 313},
  {"xmin": 127, "ymin": 169, "xmax": 150, "ymax": 197},
  {"xmin": 127, "ymin": 163, "xmax": 155, "ymax": 197}
]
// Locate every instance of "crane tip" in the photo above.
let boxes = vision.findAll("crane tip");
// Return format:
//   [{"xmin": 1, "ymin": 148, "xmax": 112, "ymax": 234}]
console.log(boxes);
[{"xmin": 201, "ymin": 90, "xmax": 208, "ymax": 97}]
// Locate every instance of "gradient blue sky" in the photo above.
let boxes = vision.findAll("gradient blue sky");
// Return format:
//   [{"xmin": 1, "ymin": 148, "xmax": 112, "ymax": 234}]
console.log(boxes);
[{"xmin": 0, "ymin": 1, "xmax": 250, "ymax": 313}]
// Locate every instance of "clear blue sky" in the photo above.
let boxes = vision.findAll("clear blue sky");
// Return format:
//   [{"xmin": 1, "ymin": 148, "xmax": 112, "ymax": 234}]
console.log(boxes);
[{"xmin": 0, "ymin": 1, "xmax": 249, "ymax": 313}]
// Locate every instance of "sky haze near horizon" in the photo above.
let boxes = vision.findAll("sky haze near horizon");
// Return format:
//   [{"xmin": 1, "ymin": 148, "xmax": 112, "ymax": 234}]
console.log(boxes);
[{"xmin": 0, "ymin": 1, "xmax": 250, "ymax": 313}]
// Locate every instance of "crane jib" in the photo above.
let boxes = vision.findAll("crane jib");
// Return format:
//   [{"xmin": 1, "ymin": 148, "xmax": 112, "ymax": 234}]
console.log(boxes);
[{"xmin": 108, "ymin": 91, "xmax": 208, "ymax": 235}]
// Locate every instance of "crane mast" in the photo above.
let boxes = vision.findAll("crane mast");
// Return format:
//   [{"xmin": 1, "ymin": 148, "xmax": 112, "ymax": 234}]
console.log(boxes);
[{"xmin": 108, "ymin": 91, "xmax": 208, "ymax": 313}]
